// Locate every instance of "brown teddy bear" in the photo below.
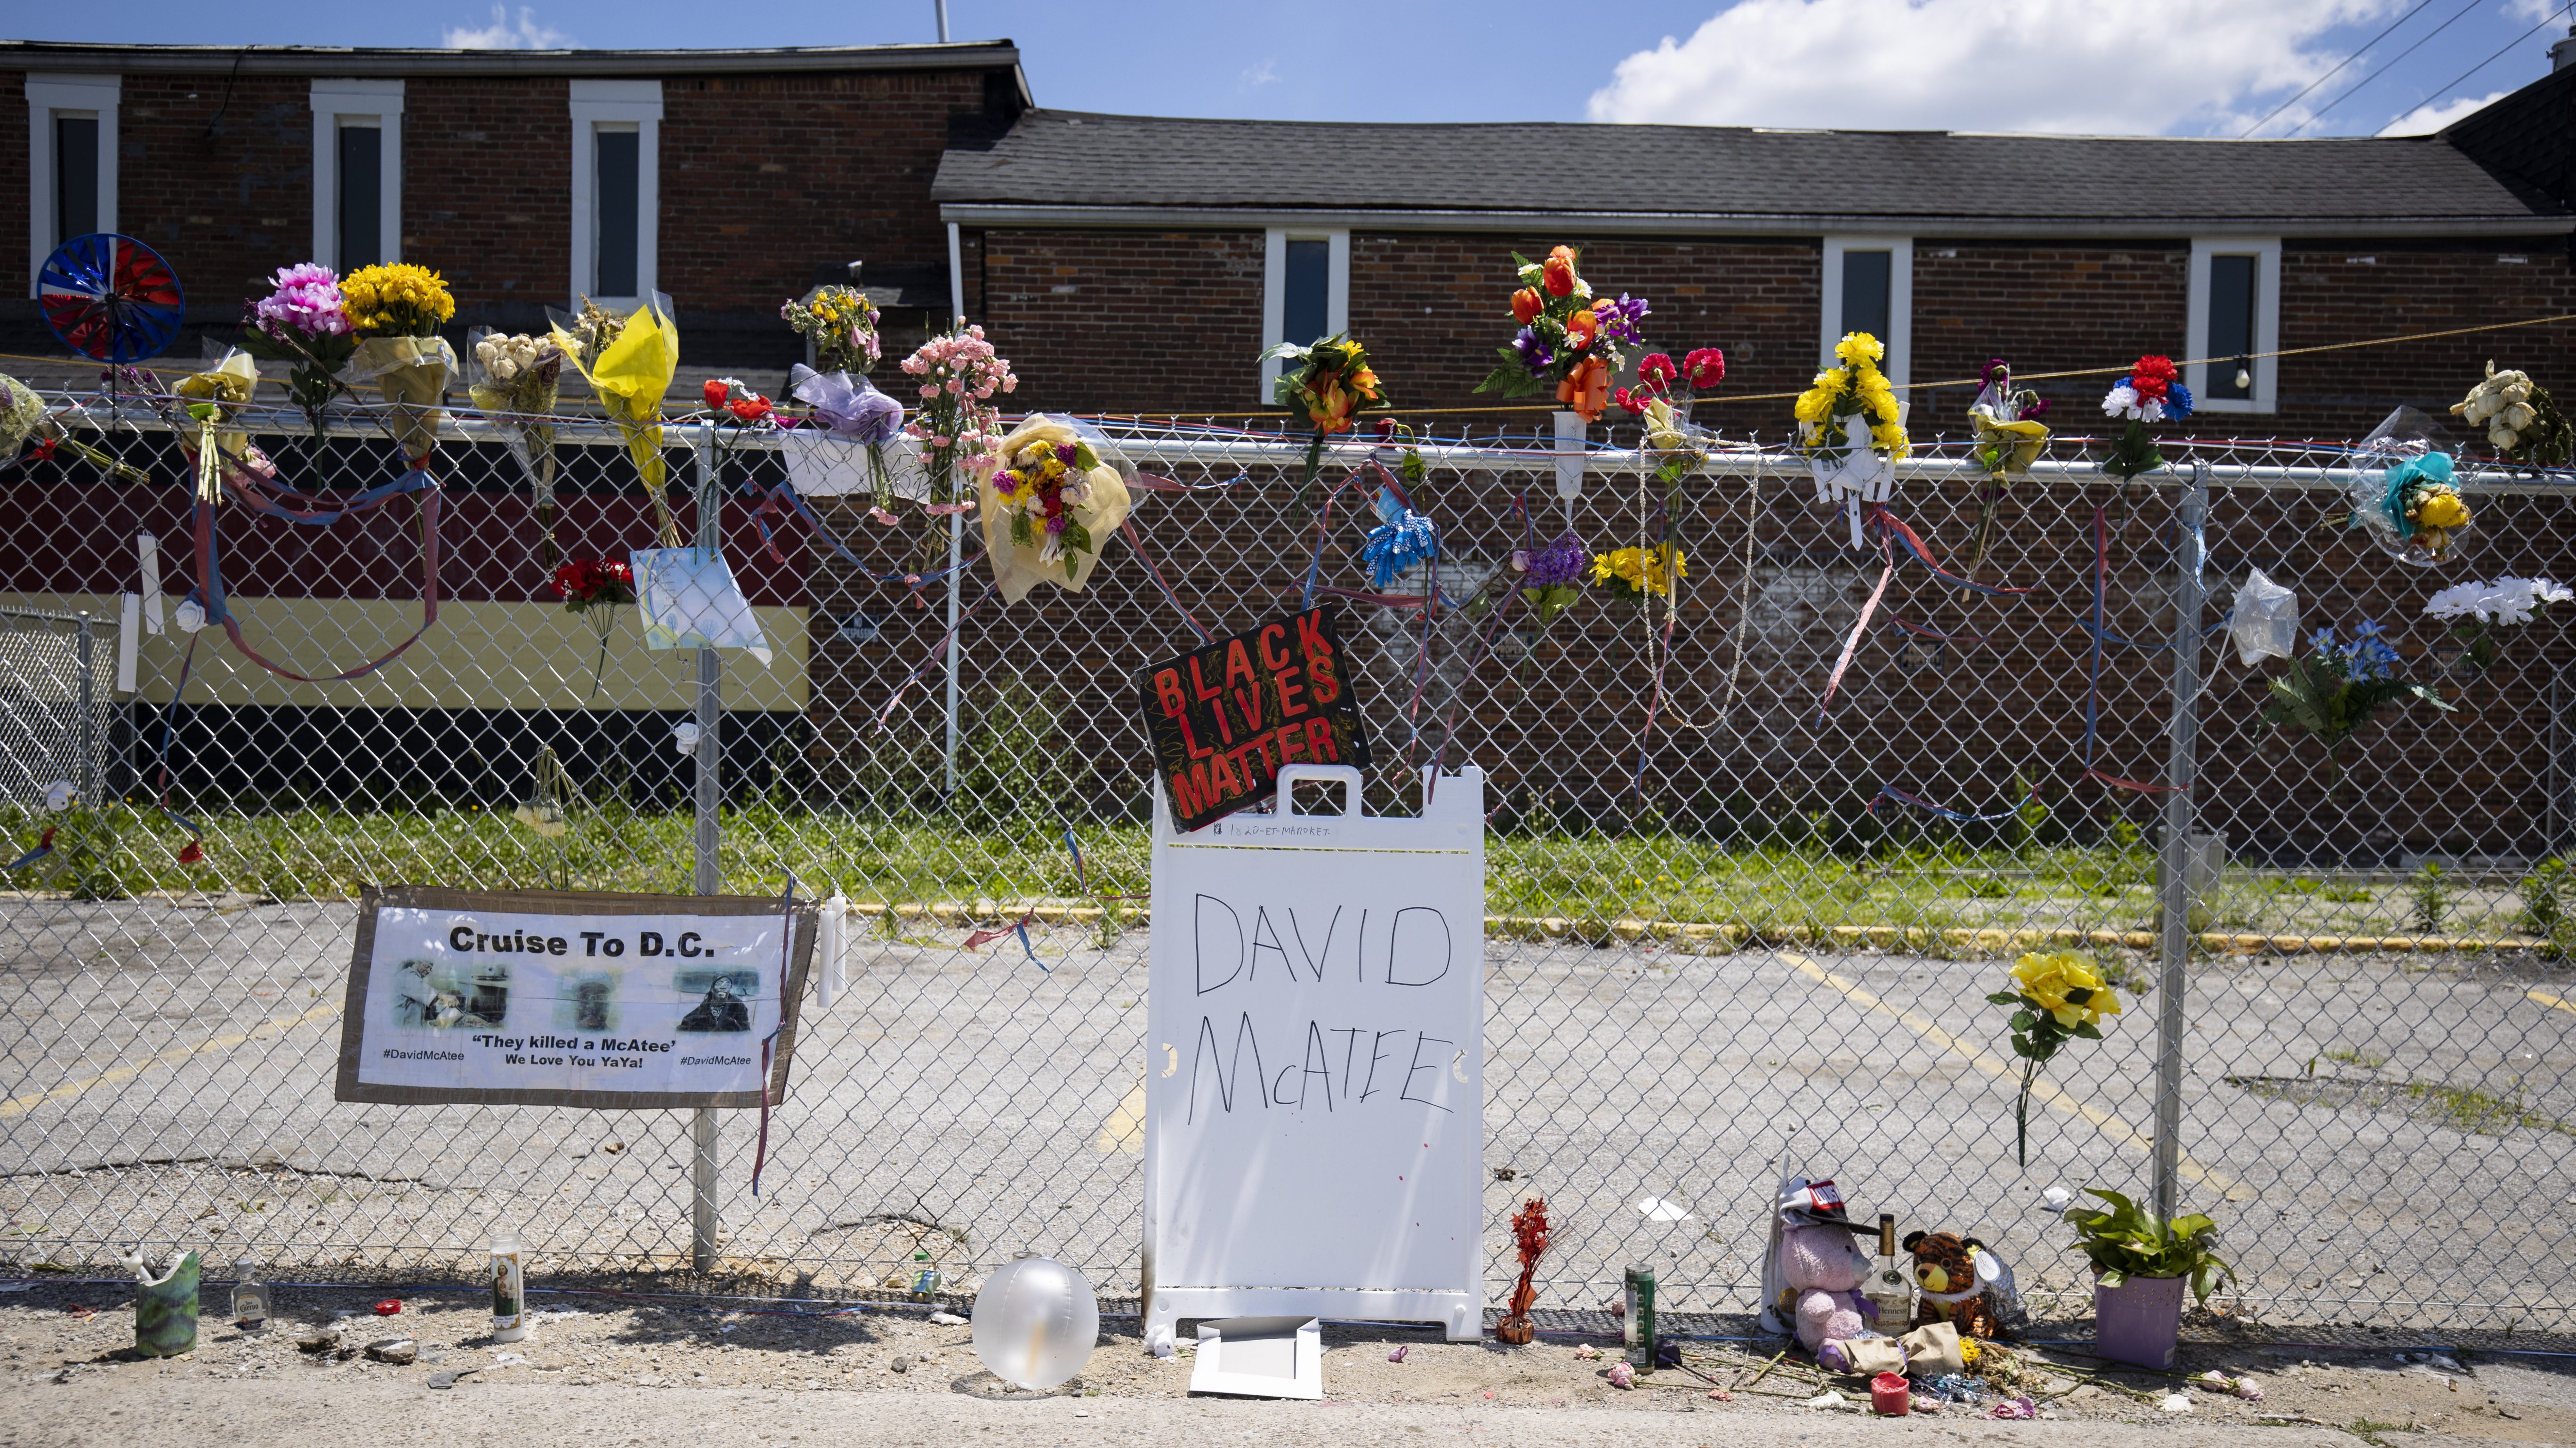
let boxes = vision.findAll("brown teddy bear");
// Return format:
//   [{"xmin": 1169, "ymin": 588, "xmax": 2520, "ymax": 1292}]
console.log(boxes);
[{"xmin": 1902, "ymin": 1230, "xmax": 2001, "ymax": 1339}]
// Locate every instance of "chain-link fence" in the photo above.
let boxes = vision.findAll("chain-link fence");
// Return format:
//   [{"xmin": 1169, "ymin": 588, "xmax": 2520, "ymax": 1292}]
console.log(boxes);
[
  {"xmin": 0, "ymin": 607, "xmax": 110, "ymax": 812},
  {"xmin": 3, "ymin": 386, "xmax": 2574, "ymax": 1335}
]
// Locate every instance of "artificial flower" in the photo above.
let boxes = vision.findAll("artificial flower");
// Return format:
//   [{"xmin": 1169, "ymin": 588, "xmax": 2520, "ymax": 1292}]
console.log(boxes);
[
  {"xmin": 1590, "ymin": 542, "xmax": 1685, "ymax": 602},
  {"xmin": 1565, "ymin": 307, "xmax": 1599, "ymax": 350},
  {"xmin": 1635, "ymin": 353, "xmax": 1678, "ymax": 392},
  {"xmin": 1682, "ymin": 348, "xmax": 1725, "ymax": 390},
  {"xmin": 1542, "ymin": 251, "xmax": 1577, "ymax": 297},
  {"xmin": 905, "ymin": 324, "xmax": 1018, "ymax": 505},
  {"xmin": 2423, "ymin": 576, "xmax": 2572, "ymax": 625},
  {"xmin": 2010, "ymin": 951, "xmax": 2121, "ymax": 1029},
  {"xmin": 1476, "ymin": 245, "xmax": 1647, "ymax": 421},
  {"xmin": 1511, "ymin": 288, "xmax": 1544, "ymax": 324}
]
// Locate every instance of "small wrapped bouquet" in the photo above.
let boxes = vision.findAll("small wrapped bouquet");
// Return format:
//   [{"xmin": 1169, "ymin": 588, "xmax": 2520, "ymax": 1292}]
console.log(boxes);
[
  {"xmin": 979, "ymin": 415, "xmax": 1134, "ymax": 602},
  {"xmin": 467, "ymin": 329, "xmax": 566, "ymax": 558},
  {"xmin": 1260, "ymin": 333, "xmax": 1386, "ymax": 496},
  {"xmin": 173, "ymin": 347, "xmax": 277, "ymax": 495},
  {"xmin": 2452, "ymin": 360, "xmax": 2574, "ymax": 470},
  {"xmin": 784, "ymin": 364, "xmax": 907, "ymax": 508},
  {"xmin": 1475, "ymin": 246, "xmax": 1648, "ymax": 423},
  {"xmin": 0, "ymin": 374, "xmax": 144, "ymax": 482},
  {"xmin": 1618, "ymin": 348, "xmax": 1725, "ymax": 485},
  {"xmin": 2347, "ymin": 406, "xmax": 2471, "ymax": 566},
  {"xmin": 237, "ymin": 263, "xmax": 358, "ymax": 445},
  {"xmin": 902, "ymin": 325, "xmax": 1016, "ymax": 507},
  {"xmin": 338, "ymin": 263, "xmax": 457, "ymax": 461},
  {"xmin": 1966, "ymin": 358, "xmax": 2051, "ymax": 568},
  {"xmin": 2097, "ymin": 354, "xmax": 2191, "ymax": 481},
  {"xmin": 781, "ymin": 284, "xmax": 882, "ymax": 375},
  {"xmin": 1795, "ymin": 332, "xmax": 1909, "ymax": 547},
  {"xmin": 550, "ymin": 295, "xmax": 682, "ymax": 546}
]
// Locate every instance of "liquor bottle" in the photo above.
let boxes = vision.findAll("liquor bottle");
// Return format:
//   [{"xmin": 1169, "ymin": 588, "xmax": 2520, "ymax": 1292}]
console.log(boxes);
[
  {"xmin": 1864, "ymin": 1213, "xmax": 1915, "ymax": 1332},
  {"xmin": 1623, "ymin": 1262, "xmax": 1657, "ymax": 1370},
  {"xmin": 230, "ymin": 1259, "xmax": 271, "ymax": 1332}
]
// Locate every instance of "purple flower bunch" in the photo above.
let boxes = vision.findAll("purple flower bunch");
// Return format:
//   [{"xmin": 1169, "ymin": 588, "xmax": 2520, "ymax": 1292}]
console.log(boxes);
[
  {"xmin": 1525, "ymin": 531, "xmax": 1587, "ymax": 587},
  {"xmin": 1593, "ymin": 295, "xmax": 1650, "ymax": 348},
  {"xmin": 253, "ymin": 264, "xmax": 350, "ymax": 339},
  {"xmin": 1511, "ymin": 329, "xmax": 1556, "ymax": 372}
]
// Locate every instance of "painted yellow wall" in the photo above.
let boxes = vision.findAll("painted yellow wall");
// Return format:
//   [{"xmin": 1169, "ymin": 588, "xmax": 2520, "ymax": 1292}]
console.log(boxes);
[{"xmin": 0, "ymin": 595, "xmax": 809, "ymax": 711}]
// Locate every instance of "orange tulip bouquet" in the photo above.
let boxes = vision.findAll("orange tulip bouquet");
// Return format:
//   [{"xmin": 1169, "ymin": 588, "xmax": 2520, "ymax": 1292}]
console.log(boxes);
[
  {"xmin": 1474, "ymin": 245, "xmax": 1650, "ymax": 424},
  {"xmin": 1260, "ymin": 332, "xmax": 1386, "ymax": 499}
]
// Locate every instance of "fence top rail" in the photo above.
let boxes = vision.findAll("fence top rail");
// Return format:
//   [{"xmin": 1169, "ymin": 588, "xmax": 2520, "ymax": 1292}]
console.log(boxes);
[{"xmin": 34, "ymin": 389, "xmax": 2576, "ymax": 496}]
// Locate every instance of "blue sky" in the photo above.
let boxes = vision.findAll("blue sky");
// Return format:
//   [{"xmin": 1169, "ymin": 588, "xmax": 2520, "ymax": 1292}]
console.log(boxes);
[{"xmin": 14, "ymin": 0, "xmax": 2572, "ymax": 136}]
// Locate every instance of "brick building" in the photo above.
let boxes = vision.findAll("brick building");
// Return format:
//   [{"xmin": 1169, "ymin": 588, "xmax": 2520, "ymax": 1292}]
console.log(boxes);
[
  {"xmin": 3, "ymin": 39, "xmax": 1027, "ymax": 364},
  {"xmin": 932, "ymin": 65, "xmax": 2576, "ymax": 440}
]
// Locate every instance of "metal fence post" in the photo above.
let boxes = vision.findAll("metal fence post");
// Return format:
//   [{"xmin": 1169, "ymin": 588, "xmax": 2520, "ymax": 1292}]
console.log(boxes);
[
  {"xmin": 73, "ymin": 613, "xmax": 97, "ymax": 806},
  {"xmin": 944, "ymin": 510, "xmax": 963, "ymax": 796},
  {"xmin": 2152, "ymin": 461, "xmax": 2208, "ymax": 1224},
  {"xmin": 691, "ymin": 421, "xmax": 723, "ymax": 1272}
]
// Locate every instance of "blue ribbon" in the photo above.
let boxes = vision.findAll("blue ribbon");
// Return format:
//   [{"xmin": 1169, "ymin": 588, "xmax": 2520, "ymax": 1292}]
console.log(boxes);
[{"xmin": 1361, "ymin": 508, "xmax": 1439, "ymax": 589}]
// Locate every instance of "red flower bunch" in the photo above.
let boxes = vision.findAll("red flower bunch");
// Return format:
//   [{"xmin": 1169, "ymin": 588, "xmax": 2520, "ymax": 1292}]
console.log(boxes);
[
  {"xmin": 1616, "ymin": 347, "xmax": 1727, "ymax": 417},
  {"xmin": 2128, "ymin": 354, "xmax": 2180, "ymax": 405},
  {"xmin": 1505, "ymin": 1197, "xmax": 1550, "ymax": 1323},
  {"xmin": 702, "ymin": 377, "xmax": 775, "ymax": 426},
  {"xmin": 552, "ymin": 557, "xmax": 635, "ymax": 612}
]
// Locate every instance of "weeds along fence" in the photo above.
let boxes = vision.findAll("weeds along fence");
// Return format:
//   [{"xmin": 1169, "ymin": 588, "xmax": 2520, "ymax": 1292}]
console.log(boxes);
[{"xmin": 4, "ymin": 389, "xmax": 2576, "ymax": 1333}]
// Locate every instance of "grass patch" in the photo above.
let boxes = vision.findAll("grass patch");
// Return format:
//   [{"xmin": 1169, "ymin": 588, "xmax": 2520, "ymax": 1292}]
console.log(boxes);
[{"xmin": 2324, "ymin": 1047, "xmax": 2387, "ymax": 1069}]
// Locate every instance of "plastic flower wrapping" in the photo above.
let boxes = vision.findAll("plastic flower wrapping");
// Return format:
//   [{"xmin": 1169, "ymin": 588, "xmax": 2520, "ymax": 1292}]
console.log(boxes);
[
  {"xmin": 1590, "ymin": 542, "xmax": 1684, "ymax": 604},
  {"xmin": 1965, "ymin": 358, "xmax": 2051, "ymax": 569},
  {"xmin": 2096, "ymin": 354, "xmax": 2191, "ymax": 481},
  {"xmin": 550, "ymin": 295, "xmax": 684, "ymax": 546},
  {"xmin": 784, "ymin": 363, "xmax": 908, "ymax": 509},
  {"xmin": 1796, "ymin": 332, "xmax": 1909, "ymax": 545},
  {"xmin": 1474, "ymin": 246, "xmax": 1649, "ymax": 423},
  {"xmin": 467, "ymin": 330, "xmax": 568, "ymax": 557},
  {"xmin": 0, "ymin": 373, "xmax": 143, "ymax": 482},
  {"xmin": 236, "ymin": 263, "xmax": 358, "ymax": 444},
  {"xmin": 2346, "ymin": 405, "xmax": 2471, "ymax": 567},
  {"xmin": 781, "ymin": 284, "xmax": 882, "ymax": 375},
  {"xmin": 903, "ymin": 325, "xmax": 1017, "ymax": 506},
  {"xmin": 2452, "ymin": 361, "xmax": 2574, "ymax": 469},
  {"xmin": 978, "ymin": 415, "xmax": 1133, "ymax": 603},
  {"xmin": 172, "ymin": 346, "xmax": 273, "ymax": 478}
]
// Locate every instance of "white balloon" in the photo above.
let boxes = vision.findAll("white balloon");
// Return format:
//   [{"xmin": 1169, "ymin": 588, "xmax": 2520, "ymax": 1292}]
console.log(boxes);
[{"xmin": 969, "ymin": 1254, "xmax": 1097, "ymax": 1391}]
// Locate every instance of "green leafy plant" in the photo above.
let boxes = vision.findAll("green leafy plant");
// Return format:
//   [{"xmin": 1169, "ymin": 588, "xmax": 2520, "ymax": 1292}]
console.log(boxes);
[
  {"xmin": 2410, "ymin": 860, "xmax": 2452, "ymax": 934},
  {"xmin": 2262, "ymin": 623, "xmax": 2453, "ymax": 759},
  {"xmin": 2062, "ymin": 1187, "xmax": 2233, "ymax": 1302},
  {"xmin": 2518, "ymin": 856, "xmax": 2571, "ymax": 954}
]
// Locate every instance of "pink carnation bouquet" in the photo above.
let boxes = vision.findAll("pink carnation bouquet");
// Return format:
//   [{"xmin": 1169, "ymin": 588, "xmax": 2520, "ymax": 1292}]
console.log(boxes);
[
  {"xmin": 900, "ymin": 325, "xmax": 1017, "ymax": 508},
  {"xmin": 236, "ymin": 263, "xmax": 357, "ymax": 445}
]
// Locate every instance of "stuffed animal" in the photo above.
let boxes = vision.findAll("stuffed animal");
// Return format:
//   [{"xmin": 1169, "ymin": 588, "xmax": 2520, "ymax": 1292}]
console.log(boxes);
[
  {"xmin": 1903, "ymin": 1230, "xmax": 2002, "ymax": 1339},
  {"xmin": 1780, "ymin": 1223, "xmax": 1875, "ymax": 1354}
]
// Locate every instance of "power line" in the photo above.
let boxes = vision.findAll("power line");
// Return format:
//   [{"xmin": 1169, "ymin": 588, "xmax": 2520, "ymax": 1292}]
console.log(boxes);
[
  {"xmin": 2289, "ymin": 0, "xmax": 2516, "ymax": 134},
  {"xmin": 2363, "ymin": 0, "xmax": 2576, "ymax": 134},
  {"xmin": 2240, "ymin": 0, "xmax": 2447, "ymax": 138}
]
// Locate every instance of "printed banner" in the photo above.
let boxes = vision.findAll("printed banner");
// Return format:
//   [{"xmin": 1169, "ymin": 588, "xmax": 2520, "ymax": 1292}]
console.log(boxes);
[
  {"xmin": 1137, "ymin": 605, "xmax": 1370, "ymax": 834},
  {"xmin": 333, "ymin": 886, "xmax": 814, "ymax": 1108}
]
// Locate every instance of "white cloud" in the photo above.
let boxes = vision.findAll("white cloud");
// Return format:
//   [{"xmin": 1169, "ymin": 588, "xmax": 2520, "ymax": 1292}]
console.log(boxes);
[
  {"xmin": 1587, "ymin": 0, "xmax": 2394, "ymax": 135},
  {"xmin": 1239, "ymin": 58, "xmax": 1280, "ymax": 90},
  {"xmin": 442, "ymin": 5, "xmax": 572, "ymax": 49},
  {"xmin": 2377, "ymin": 89, "xmax": 2509, "ymax": 135}
]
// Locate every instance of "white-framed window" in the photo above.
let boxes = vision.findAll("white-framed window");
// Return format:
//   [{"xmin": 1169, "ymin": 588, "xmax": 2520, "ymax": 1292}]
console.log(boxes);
[
  {"xmin": 2187, "ymin": 238, "xmax": 2281, "ymax": 414},
  {"xmin": 1259, "ymin": 227, "xmax": 1349, "ymax": 399},
  {"xmin": 24, "ymin": 73, "xmax": 119, "ymax": 295},
  {"xmin": 1820, "ymin": 237, "xmax": 1913, "ymax": 386},
  {"xmin": 310, "ymin": 79, "xmax": 403, "ymax": 273},
  {"xmin": 569, "ymin": 80, "xmax": 662, "ymax": 308}
]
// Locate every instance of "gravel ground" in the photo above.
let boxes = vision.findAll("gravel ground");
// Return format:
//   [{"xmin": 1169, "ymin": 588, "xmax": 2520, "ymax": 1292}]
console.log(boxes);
[
  {"xmin": 3, "ymin": 1279, "xmax": 2575, "ymax": 1448},
  {"xmin": 5, "ymin": 895, "xmax": 2576, "ymax": 1330}
]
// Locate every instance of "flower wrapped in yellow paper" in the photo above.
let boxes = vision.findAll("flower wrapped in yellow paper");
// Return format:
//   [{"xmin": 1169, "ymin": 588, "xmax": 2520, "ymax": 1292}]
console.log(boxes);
[{"xmin": 550, "ymin": 295, "xmax": 682, "ymax": 546}]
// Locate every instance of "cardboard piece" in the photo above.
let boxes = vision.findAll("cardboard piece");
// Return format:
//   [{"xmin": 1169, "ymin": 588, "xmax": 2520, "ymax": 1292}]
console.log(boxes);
[
  {"xmin": 1143, "ymin": 764, "xmax": 1485, "ymax": 1352},
  {"xmin": 1188, "ymin": 1317, "xmax": 1322, "ymax": 1400},
  {"xmin": 1136, "ymin": 605, "xmax": 1370, "ymax": 834}
]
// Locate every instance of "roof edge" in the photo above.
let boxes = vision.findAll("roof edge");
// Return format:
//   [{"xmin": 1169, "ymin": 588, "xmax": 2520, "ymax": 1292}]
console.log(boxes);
[
  {"xmin": 0, "ymin": 39, "xmax": 1023, "ymax": 79},
  {"xmin": 934, "ymin": 202, "xmax": 2576, "ymax": 241}
]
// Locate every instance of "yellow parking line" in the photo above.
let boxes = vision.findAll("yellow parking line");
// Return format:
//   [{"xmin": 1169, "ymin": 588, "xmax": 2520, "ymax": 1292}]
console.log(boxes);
[
  {"xmin": 1780, "ymin": 952, "xmax": 2248, "ymax": 1201},
  {"xmin": 0, "ymin": 997, "xmax": 343, "ymax": 1121},
  {"xmin": 2527, "ymin": 988, "xmax": 2576, "ymax": 1019},
  {"xmin": 1097, "ymin": 1071, "xmax": 1146, "ymax": 1155}
]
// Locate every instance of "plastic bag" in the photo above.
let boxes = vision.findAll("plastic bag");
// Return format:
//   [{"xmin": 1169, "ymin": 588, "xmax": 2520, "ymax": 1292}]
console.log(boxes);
[
  {"xmin": 2346, "ymin": 405, "xmax": 2471, "ymax": 567},
  {"xmin": 630, "ymin": 546, "xmax": 773, "ymax": 665},
  {"xmin": 2230, "ymin": 567, "xmax": 2299, "ymax": 666}
]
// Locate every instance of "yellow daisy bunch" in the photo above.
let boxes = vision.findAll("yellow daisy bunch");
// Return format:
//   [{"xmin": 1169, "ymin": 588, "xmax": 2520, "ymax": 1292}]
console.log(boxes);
[
  {"xmin": 1590, "ymin": 543, "xmax": 1686, "ymax": 601},
  {"xmin": 340, "ymin": 263, "xmax": 456, "ymax": 337},
  {"xmin": 2010, "ymin": 950, "xmax": 2122, "ymax": 1028},
  {"xmin": 1795, "ymin": 332, "xmax": 1909, "ymax": 458}
]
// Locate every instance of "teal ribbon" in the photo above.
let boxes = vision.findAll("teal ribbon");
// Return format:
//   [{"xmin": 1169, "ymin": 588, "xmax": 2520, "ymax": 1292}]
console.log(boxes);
[{"xmin": 2375, "ymin": 452, "xmax": 2455, "ymax": 540}]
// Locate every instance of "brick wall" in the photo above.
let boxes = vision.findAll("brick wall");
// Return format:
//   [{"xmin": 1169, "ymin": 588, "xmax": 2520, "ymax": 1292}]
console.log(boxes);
[
  {"xmin": 111, "ymin": 74, "xmax": 315, "ymax": 316},
  {"xmin": 1911, "ymin": 241, "xmax": 2190, "ymax": 424},
  {"xmin": 2276, "ymin": 241, "xmax": 2576, "ymax": 439},
  {"xmin": 972, "ymin": 228, "xmax": 1267, "ymax": 414},
  {"xmin": 402, "ymin": 76, "xmax": 572, "ymax": 331}
]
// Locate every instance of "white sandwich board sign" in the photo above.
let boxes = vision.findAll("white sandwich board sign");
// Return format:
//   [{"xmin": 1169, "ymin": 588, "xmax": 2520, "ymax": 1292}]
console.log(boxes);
[{"xmin": 1142, "ymin": 763, "xmax": 1486, "ymax": 1353}]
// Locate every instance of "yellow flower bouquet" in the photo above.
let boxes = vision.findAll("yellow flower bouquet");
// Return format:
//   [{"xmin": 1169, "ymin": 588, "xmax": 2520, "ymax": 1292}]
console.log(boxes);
[
  {"xmin": 339, "ymin": 263, "xmax": 458, "ymax": 461},
  {"xmin": 1986, "ymin": 950, "xmax": 2121, "ymax": 1165},
  {"xmin": 550, "ymin": 295, "xmax": 683, "ymax": 546},
  {"xmin": 1590, "ymin": 542, "xmax": 1685, "ymax": 605},
  {"xmin": 1796, "ymin": 332, "xmax": 1909, "ymax": 548}
]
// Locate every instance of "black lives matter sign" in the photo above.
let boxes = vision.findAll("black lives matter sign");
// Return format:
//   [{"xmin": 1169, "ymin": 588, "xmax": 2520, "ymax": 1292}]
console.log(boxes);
[{"xmin": 1138, "ymin": 605, "xmax": 1370, "ymax": 833}]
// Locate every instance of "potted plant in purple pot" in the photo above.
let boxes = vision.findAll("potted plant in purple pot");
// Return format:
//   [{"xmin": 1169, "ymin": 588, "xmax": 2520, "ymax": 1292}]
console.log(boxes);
[{"xmin": 2064, "ymin": 1188, "xmax": 2232, "ymax": 1369}]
